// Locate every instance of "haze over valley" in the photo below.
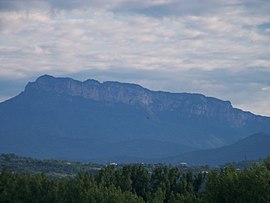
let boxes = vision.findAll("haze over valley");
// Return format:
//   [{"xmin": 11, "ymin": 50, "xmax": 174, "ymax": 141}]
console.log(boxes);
[{"xmin": 0, "ymin": 75, "xmax": 269, "ymax": 165}]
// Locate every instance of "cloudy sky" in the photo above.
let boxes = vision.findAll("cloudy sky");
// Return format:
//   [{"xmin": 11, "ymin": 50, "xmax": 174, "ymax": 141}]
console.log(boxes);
[{"xmin": 0, "ymin": 0, "xmax": 270, "ymax": 116}]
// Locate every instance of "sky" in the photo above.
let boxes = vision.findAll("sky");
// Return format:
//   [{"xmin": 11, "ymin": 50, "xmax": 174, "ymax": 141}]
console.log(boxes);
[{"xmin": 0, "ymin": 0, "xmax": 270, "ymax": 116}]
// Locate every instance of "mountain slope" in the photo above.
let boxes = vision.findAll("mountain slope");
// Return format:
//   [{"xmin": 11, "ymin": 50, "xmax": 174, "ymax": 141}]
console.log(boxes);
[
  {"xmin": 164, "ymin": 133, "xmax": 270, "ymax": 166},
  {"xmin": 0, "ymin": 75, "xmax": 270, "ymax": 163}
]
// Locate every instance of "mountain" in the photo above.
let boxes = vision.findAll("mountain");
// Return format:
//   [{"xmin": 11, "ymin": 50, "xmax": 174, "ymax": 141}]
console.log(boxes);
[
  {"xmin": 0, "ymin": 75, "xmax": 270, "ymax": 163},
  {"xmin": 164, "ymin": 132, "xmax": 270, "ymax": 166}
]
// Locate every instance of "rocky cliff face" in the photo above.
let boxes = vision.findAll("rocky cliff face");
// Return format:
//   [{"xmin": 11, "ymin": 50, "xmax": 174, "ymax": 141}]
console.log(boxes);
[
  {"xmin": 24, "ymin": 75, "xmax": 260, "ymax": 128},
  {"xmin": 25, "ymin": 75, "xmax": 153, "ymax": 106},
  {"xmin": 1, "ymin": 74, "xmax": 270, "ymax": 162}
]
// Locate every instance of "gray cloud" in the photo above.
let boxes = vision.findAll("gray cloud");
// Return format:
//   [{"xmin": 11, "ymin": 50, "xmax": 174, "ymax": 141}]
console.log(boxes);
[
  {"xmin": 113, "ymin": 0, "xmax": 224, "ymax": 17},
  {"xmin": 0, "ymin": 0, "xmax": 270, "ymax": 116}
]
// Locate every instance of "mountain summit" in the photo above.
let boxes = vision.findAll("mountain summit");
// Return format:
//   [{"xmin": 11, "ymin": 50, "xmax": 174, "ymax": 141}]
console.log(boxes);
[
  {"xmin": 25, "ymin": 75, "xmax": 264, "ymax": 127},
  {"xmin": 0, "ymin": 75, "xmax": 270, "ymax": 163},
  {"xmin": 25, "ymin": 75, "xmax": 153, "ymax": 108}
]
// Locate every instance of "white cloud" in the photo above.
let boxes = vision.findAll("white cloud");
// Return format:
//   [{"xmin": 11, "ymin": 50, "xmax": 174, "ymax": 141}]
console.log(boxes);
[
  {"xmin": 0, "ymin": 0, "xmax": 270, "ymax": 116},
  {"xmin": 262, "ymin": 86, "xmax": 270, "ymax": 91}
]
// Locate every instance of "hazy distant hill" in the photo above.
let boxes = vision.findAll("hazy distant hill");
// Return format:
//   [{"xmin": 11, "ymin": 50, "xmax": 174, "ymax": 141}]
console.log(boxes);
[
  {"xmin": 0, "ymin": 75, "xmax": 269, "ymax": 163},
  {"xmin": 164, "ymin": 133, "xmax": 270, "ymax": 166}
]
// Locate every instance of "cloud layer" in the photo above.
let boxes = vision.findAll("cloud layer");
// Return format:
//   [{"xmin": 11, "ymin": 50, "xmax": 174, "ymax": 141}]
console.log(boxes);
[{"xmin": 0, "ymin": 0, "xmax": 270, "ymax": 116}]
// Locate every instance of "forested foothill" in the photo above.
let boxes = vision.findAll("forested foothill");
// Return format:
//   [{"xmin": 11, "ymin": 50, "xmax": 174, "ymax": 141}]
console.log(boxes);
[
  {"xmin": 0, "ymin": 153, "xmax": 103, "ymax": 178},
  {"xmin": 0, "ymin": 154, "xmax": 270, "ymax": 202}
]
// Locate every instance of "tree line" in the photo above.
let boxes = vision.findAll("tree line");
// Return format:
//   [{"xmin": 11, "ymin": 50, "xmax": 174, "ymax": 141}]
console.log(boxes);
[
  {"xmin": 0, "ymin": 153, "xmax": 103, "ymax": 177},
  {"xmin": 0, "ymin": 157, "xmax": 270, "ymax": 202}
]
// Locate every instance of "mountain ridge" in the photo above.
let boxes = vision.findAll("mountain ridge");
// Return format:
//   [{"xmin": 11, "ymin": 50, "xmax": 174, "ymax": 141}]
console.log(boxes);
[
  {"xmin": 23, "ymin": 75, "xmax": 264, "ymax": 128},
  {"xmin": 163, "ymin": 132, "xmax": 270, "ymax": 166},
  {"xmin": 0, "ymin": 75, "xmax": 270, "ymax": 163}
]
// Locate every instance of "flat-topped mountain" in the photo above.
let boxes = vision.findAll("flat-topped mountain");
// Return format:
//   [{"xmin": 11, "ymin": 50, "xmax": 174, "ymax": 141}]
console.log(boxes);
[
  {"xmin": 25, "ymin": 75, "xmax": 267, "ymax": 128},
  {"xmin": 0, "ymin": 75, "xmax": 269, "ymax": 163}
]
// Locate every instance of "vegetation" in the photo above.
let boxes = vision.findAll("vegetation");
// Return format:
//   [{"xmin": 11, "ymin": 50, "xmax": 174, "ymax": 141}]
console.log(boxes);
[
  {"xmin": 0, "ymin": 154, "xmax": 211, "ymax": 177},
  {"xmin": 0, "ymin": 153, "xmax": 103, "ymax": 177},
  {"xmin": 1, "ymin": 155, "xmax": 270, "ymax": 202}
]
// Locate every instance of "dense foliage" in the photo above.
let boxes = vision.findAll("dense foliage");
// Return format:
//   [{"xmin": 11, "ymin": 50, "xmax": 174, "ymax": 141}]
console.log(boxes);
[
  {"xmin": 0, "ymin": 153, "xmax": 103, "ymax": 177},
  {"xmin": 1, "ymin": 157, "xmax": 270, "ymax": 202},
  {"xmin": 0, "ymin": 153, "xmax": 211, "ymax": 177}
]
